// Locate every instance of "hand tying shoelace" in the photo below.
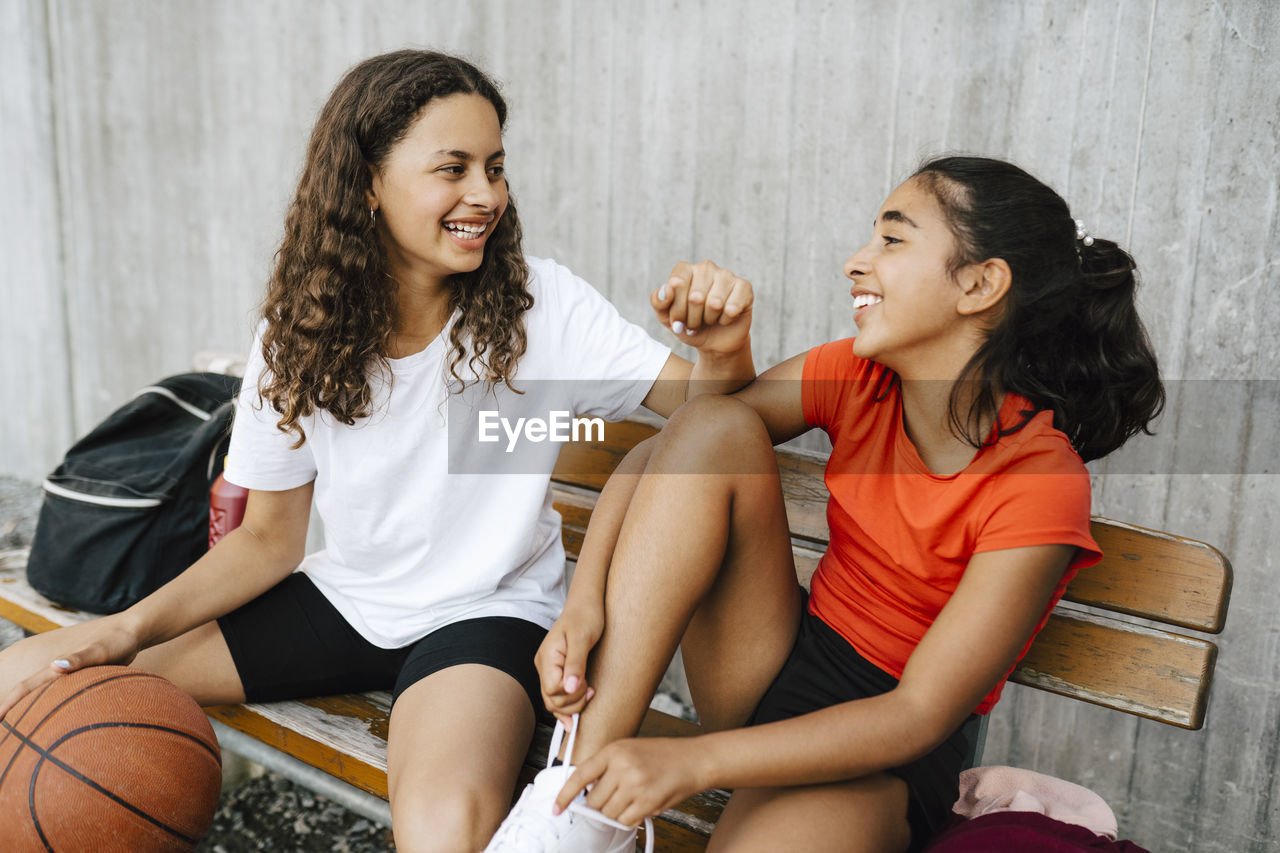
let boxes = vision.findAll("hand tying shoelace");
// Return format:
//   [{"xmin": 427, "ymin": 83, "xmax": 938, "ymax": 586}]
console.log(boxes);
[{"xmin": 483, "ymin": 713, "xmax": 654, "ymax": 853}]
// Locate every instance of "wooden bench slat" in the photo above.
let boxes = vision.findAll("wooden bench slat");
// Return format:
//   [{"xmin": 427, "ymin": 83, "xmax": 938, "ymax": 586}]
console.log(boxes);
[
  {"xmin": 1072, "ymin": 519, "xmax": 1232, "ymax": 633},
  {"xmin": 1, "ymin": 549, "xmax": 87, "ymax": 632},
  {"xmin": 553, "ymin": 426, "xmax": 833, "ymax": 546},
  {"xmin": 552, "ymin": 484, "xmax": 596, "ymax": 562},
  {"xmin": 552, "ymin": 420, "xmax": 659, "ymax": 491},
  {"xmin": 0, "ymin": 404, "xmax": 1231, "ymax": 848},
  {"xmin": 0, "ymin": 595, "xmax": 62, "ymax": 635},
  {"xmin": 1012, "ymin": 608, "xmax": 1217, "ymax": 729},
  {"xmin": 773, "ymin": 448, "xmax": 831, "ymax": 545},
  {"xmin": 554, "ymin": 487, "xmax": 825, "ymax": 589},
  {"xmin": 209, "ymin": 700, "xmax": 391, "ymax": 799},
  {"xmin": 552, "ymin": 423, "xmax": 1234, "ymax": 636}
]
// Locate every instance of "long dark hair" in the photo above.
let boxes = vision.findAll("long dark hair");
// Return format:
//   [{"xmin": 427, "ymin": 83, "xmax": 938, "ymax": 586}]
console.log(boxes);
[
  {"xmin": 259, "ymin": 50, "xmax": 532, "ymax": 446},
  {"xmin": 912, "ymin": 155, "xmax": 1164, "ymax": 462}
]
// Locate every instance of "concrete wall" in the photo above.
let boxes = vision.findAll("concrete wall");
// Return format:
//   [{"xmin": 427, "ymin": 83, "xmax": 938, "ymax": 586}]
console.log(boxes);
[{"xmin": 3, "ymin": 1, "xmax": 1277, "ymax": 849}]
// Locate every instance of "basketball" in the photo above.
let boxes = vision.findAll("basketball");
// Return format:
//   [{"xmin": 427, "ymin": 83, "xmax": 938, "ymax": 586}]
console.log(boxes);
[{"xmin": 0, "ymin": 665, "xmax": 222, "ymax": 852}]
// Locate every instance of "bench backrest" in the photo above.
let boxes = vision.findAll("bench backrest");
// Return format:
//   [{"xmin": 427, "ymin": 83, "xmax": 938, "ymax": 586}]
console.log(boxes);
[{"xmin": 552, "ymin": 419, "xmax": 1232, "ymax": 730}]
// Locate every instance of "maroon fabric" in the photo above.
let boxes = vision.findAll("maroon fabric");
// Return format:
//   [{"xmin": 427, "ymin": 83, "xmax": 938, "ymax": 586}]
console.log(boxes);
[{"xmin": 923, "ymin": 811, "xmax": 1153, "ymax": 853}]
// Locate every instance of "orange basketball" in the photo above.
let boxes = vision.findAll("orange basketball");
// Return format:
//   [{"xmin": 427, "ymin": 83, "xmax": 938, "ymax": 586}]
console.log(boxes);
[{"xmin": 0, "ymin": 666, "xmax": 221, "ymax": 852}]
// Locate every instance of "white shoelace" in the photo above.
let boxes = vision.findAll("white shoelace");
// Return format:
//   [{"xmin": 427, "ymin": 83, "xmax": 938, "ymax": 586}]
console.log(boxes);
[
  {"xmin": 485, "ymin": 714, "xmax": 655, "ymax": 853},
  {"xmin": 485, "ymin": 784, "xmax": 564, "ymax": 849}
]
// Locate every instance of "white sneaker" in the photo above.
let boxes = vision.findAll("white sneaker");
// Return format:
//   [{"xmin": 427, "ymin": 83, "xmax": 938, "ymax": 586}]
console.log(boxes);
[{"xmin": 484, "ymin": 714, "xmax": 654, "ymax": 853}]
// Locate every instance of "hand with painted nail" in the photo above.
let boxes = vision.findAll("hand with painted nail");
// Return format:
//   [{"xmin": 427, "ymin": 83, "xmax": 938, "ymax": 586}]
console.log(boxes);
[
  {"xmin": 652, "ymin": 260, "xmax": 754, "ymax": 356},
  {"xmin": 535, "ymin": 600, "xmax": 603, "ymax": 727},
  {"xmin": 555, "ymin": 735, "xmax": 710, "ymax": 828},
  {"xmin": 0, "ymin": 615, "xmax": 142, "ymax": 721}
]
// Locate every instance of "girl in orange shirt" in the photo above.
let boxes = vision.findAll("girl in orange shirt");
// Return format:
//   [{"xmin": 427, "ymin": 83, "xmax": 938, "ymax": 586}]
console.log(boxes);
[{"xmin": 487, "ymin": 156, "xmax": 1164, "ymax": 853}]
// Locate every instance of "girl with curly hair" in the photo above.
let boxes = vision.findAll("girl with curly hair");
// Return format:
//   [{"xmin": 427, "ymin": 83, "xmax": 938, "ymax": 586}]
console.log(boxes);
[
  {"xmin": 485, "ymin": 156, "xmax": 1164, "ymax": 853},
  {"xmin": 0, "ymin": 50, "xmax": 754, "ymax": 852}
]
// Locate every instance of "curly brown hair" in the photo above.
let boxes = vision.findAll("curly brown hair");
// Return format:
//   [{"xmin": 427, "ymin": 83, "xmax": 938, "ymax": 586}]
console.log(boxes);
[{"xmin": 258, "ymin": 50, "xmax": 532, "ymax": 446}]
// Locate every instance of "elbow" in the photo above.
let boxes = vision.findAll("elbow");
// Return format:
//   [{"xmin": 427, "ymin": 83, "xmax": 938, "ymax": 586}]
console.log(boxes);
[
  {"xmin": 229, "ymin": 521, "xmax": 306, "ymax": 576},
  {"xmin": 887, "ymin": 687, "xmax": 975, "ymax": 764}
]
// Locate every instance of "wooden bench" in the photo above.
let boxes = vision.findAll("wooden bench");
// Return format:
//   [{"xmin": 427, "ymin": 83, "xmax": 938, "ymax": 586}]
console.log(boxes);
[{"xmin": 0, "ymin": 417, "xmax": 1232, "ymax": 850}]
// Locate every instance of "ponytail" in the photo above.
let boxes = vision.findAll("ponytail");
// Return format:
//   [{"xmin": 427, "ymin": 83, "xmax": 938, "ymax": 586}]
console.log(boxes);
[
  {"xmin": 913, "ymin": 156, "xmax": 1164, "ymax": 462},
  {"xmin": 1073, "ymin": 240, "xmax": 1165, "ymax": 458},
  {"xmin": 1011, "ymin": 238, "xmax": 1164, "ymax": 461}
]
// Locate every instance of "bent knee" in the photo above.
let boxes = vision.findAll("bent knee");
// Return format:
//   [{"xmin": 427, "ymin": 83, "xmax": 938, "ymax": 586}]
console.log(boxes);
[
  {"xmin": 392, "ymin": 788, "xmax": 507, "ymax": 853},
  {"xmin": 658, "ymin": 395, "xmax": 773, "ymax": 467}
]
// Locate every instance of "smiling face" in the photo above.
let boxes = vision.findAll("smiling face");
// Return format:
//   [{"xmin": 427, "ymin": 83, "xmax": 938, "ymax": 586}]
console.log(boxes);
[
  {"xmin": 367, "ymin": 93, "xmax": 507, "ymax": 290},
  {"xmin": 843, "ymin": 177, "xmax": 986, "ymax": 377}
]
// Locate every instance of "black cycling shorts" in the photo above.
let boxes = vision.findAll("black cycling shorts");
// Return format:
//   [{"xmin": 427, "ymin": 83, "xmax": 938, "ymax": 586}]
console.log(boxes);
[
  {"xmin": 748, "ymin": 603, "xmax": 978, "ymax": 852},
  {"xmin": 217, "ymin": 572, "xmax": 548, "ymax": 713}
]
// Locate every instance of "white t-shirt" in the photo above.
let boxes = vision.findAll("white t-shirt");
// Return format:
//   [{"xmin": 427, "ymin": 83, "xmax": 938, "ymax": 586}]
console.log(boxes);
[{"xmin": 225, "ymin": 256, "xmax": 671, "ymax": 648}]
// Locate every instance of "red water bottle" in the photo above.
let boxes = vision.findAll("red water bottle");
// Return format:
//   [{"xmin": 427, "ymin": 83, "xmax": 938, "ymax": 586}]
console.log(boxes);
[{"xmin": 209, "ymin": 457, "xmax": 248, "ymax": 548}]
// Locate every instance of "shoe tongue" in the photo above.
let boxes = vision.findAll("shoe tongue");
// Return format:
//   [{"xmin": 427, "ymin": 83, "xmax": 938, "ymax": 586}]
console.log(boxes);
[{"xmin": 532, "ymin": 763, "xmax": 575, "ymax": 798}]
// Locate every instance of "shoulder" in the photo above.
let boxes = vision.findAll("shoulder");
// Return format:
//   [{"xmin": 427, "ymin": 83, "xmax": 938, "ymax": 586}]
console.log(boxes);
[
  {"xmin": 973, "ymin": 405, "xmax": 1098, "ymax": 559},
  {"xmin": 521, "ymin": 256, "xmax": 600, "ymax": 320},
  {"xmin": 523, "ymin": 254, "xmax": 559, "ymax": 286},
  {"xmin": 977, "ymin": 405, "xmax": 1093, "ymax": 519},
  {"xmin": 237, "ymin": 319, "xmax": 272, "ymax": 389},
  {"xmin": 524, "ymin": 255, "xmax": 596, "ymax": 299},
  {"xmin": 801, "ymin": 337, "xmax": 888, "ymax": 427},
  {"xmin": 994, "ymin": 403, "xmax": 1088, "ymax": 477}
]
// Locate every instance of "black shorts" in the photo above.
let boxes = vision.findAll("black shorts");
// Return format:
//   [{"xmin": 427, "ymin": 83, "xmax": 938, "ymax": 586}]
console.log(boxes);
[
  {"xmin": 748, "ymin": 604, "xmax": 977, "ymax": 852},
  {"xmin": 217, "ymin": 573, "xmax": 549, "ymax": 713}
]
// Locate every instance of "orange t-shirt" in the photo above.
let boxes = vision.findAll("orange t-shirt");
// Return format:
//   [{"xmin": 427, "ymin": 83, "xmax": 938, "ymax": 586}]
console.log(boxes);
[{"xmin": 801, "ymin": 339, "xmax": 1102, "ymax": 714}]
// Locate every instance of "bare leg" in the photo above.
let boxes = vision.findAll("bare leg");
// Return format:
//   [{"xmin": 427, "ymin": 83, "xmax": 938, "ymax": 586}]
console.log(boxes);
[
  {"xmin": 387, "ymin": 664, "xmax": 536, "ymax": 853},
  {"xmin": 571, "ymin": 399, "xmax": 915, "ymax": 850},
  {"xmin": 0, "ymin": 617, "xmax": 246, "ymax": 707},
  {"xmin": 709, "ymin": 774, "xmax": 911, "ymax": 853},
  {"xmin": 574, "ymin": 395, "xmax": 802, "ymax": 757},
  {"xmin": 132, "ymin": 620, "xmax": 246, "ymax": 704}
]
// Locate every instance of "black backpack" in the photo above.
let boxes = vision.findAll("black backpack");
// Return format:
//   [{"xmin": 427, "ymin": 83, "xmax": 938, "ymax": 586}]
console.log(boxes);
[{"xmin": 27, "ymin": 372, "xmax": 242, "ymax": 613}]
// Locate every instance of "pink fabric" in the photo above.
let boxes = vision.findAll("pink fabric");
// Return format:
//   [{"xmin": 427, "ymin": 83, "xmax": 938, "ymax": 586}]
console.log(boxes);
[{"xmin": 952, "ymin": 766, "xmax": 1118, "ymax": 839}]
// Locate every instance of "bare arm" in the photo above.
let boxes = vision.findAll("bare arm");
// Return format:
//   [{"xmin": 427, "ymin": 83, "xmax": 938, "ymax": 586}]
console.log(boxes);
[
  {"xmin": 640, "ymin": 348, "xmax": 758, "ymax": 419},
  {"xmin": 545, "ymin": 353, "xmax": 809, "ymax": 721},
  {"xmin": 689, "ymin": 544, "xmax": 1074, "ymax": 788},
  {"xmin": 0, "ymin": 480, "xmax": 313, "ymax": 717},
  {"xmin": 123, "ymin": 481, "xmax": 314, "ymax": 647},
  {"xmin": 557, "ymin": 543, "xmax": 1076, "ymax": 824},
  {"xmin": 537, "ymin": 437, "xmax": 656, "ymax": 724},
  {"xmin": 729, "ymin": 351, "xmax": 810, "ymax": 445}
]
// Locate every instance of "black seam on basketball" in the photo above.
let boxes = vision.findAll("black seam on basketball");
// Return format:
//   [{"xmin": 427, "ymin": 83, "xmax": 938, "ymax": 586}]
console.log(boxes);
[
  {"xmin": 0, "ymin": 677, "xmax": 57, "ymax": 748},
  {"xmin": 1, "ymin": 670, "xmax": 212, "ymax": 847},
  {"xmin": 1, "ymin": 671, "xmax": 177, "ymax": 794},
  {"xmin": 30, "ymin": 780, "xmax": 55, "ymax": 853},
  {"xmin": 31, "ymin": 672, "xmax": 164, "ymax": 730},
  {"xmin": 45, "ymin": 720, "xmax": 219, "ymax": 763},
  {"xmin": 0, "ymin": 679, "xmax": 60, "ymax": 792},
  {"xmin": 2, "ymin": 673, "xmax": 160, "ymax": 796},
  {"xmin": 17, "ymin": 720, "xmax": 215, "ymax": 845},
  {"xmin": 9, "ymin": 671, "xmax": 165, "ymax": 748}
]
